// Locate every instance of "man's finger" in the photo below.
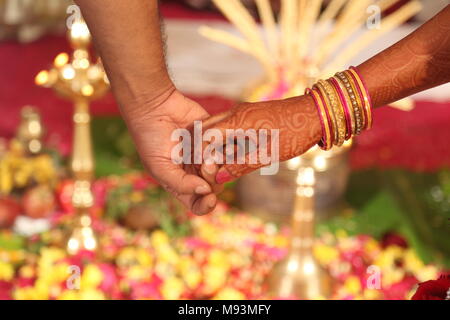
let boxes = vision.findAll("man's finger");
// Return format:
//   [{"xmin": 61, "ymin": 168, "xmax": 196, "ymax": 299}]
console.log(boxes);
[
  {"xmin": 151, "ymin": 161, "xmax": 211, "ymax": 196},
  {"xmin": 201, "ymin": 163, "xmax": 224, "ymax": 194},
  {"xmin": 176, "ymin": 193, "xmax": 216, "ymax": 216}
]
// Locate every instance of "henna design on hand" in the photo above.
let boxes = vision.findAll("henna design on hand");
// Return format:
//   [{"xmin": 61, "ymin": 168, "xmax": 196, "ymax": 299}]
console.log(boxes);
[{"xmin": 203, "ymin": 95, "xmax": 322, "ymax": 180}]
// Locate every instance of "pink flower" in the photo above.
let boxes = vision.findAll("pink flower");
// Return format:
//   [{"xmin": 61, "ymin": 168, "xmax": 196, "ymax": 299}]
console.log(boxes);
[{"xmin": 98, "ymin": 263, "xmax": 118, "ymax": 293}]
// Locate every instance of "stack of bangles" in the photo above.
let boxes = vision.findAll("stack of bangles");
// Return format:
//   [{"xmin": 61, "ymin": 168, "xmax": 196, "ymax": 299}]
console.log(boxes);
[{"xmin": 305, "ymin": 66, "xmax": 373, "ymax": 150}]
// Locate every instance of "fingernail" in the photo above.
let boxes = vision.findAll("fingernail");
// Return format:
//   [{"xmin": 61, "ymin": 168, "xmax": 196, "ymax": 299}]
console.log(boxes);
[
  {"xmin": 208, "ymin": 198, "xmax": 216, "ymax": 209},
  {"xmin": 216, "ymin": 169, "xmax": 233, "ymax": 184},
  {"xmin": 204, "ymin": 164, "xmax": 216, "ymax": 175},
  {"xmin": 195, "ymin": 185, "xmax": 211, "ymax": 195}
]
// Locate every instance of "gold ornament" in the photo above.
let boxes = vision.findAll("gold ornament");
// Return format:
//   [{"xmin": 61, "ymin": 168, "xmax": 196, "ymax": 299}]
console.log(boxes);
[
  {"xmin": 15, "ymin": 106, "xmax": 44, "ymax": 155},
  {"xmin": 35, "ymin": 18, "xmax": 109, "ymax": 255},
  {"xmin": 268, "ymin": 166, "xmax": 333, "ymax": 299}
]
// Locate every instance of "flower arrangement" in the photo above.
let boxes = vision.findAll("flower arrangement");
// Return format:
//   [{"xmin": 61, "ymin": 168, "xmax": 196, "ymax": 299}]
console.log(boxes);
[{"xmin": 0, "ymin": 174, "xmax": 446, "ymax": 300}]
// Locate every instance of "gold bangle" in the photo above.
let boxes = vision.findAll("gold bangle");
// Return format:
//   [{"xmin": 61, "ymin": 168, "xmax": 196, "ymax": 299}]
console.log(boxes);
[
  {"xmin": 314, "ymin": 81, "xmax": 337, "ymax": 144},
  {"xmin": 334, "ymin": 75, "xmax": 356, "ymax": 139},
  {"xmin": 340, "ymin": 71, "xmax": 365, "ymax": 135},
  {"xmin": 321, "ymin": 79, "xmax": 346, "ymax": 146}
]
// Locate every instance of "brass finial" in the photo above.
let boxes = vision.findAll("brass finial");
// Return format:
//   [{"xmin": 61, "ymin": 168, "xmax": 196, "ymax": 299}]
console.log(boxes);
[{"xmin": 268, "ymin": 163, "xmax": 333, "ymax": 299}]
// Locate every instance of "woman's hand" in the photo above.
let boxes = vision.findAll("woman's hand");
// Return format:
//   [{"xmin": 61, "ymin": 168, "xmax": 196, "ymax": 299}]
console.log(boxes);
[
  {"xmin": 201, "ymin": 95, "xmax": 323, "ymax": 184},
  {"xmin": 124, "ymin": 89, "xmax": 223, "ymax": 215}
]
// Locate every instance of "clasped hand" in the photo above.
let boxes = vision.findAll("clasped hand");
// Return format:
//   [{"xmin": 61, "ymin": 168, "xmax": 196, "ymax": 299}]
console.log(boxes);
[{"xmin": 127, "ymin": 89, "xmax": 321, "ymax": 215}]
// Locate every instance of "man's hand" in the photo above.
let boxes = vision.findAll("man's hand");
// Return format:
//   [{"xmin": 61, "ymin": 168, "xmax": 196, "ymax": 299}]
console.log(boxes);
[
  {"xmin": 126, "ymin": 89, "xmax": 223, "ymax": 215},
  {"xmin": 74, "ymin": 1, "xmax": 223, "ymax": 215}
]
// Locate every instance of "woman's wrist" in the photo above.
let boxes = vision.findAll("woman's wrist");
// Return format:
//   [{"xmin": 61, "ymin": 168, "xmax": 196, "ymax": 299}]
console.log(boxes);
[
  {"xmin": 302, "ymin": 66, "xmax": 374, "ymax": 150},
  {"xmin": 280, "ymin": 94, "xmax": 323, "ymax": 160}
]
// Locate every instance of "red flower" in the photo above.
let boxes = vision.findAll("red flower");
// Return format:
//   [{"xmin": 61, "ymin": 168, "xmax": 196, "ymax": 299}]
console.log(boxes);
[
  {"xmin": 411, "ymin": 275, "xmax": 450, "ymax": 300},
  {"xmin": 381, "ymin": 232, "xmax": 408, "ymax": 249},
  {"xmin": 0, "ymin": 281, "xmax": 13, "ymax": 300}
]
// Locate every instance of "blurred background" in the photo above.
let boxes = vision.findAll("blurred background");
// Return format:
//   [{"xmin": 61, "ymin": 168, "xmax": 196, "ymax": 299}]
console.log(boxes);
[{"xmin": 0, "ymin": 0, "xmax": 448, "ymax": 300}]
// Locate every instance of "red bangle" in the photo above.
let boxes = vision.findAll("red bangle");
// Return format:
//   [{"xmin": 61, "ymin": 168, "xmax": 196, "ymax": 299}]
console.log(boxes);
[{"xmin": 349, "ymin": 66, "xmax": 373, "ymax": 129}]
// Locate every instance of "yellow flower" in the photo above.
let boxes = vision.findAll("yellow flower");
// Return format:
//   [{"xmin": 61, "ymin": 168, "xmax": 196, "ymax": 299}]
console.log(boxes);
[
  {"xmin": 155, "ymin": 245, "xmax": 179, "ymax": 265},
  {"xmin": 34, "ymin": 278, "xmax": 51, "ymax": 299},
  {"xmin": 203, "ymin": 265, "xmax": 228, "ymax": 294},
  {"xmin": 136, "ymin": 248, "xmax": 153, "ymax": 267},
  {"xmin": 213, "ymin": 287, "xmax": 245, "ymax": 300},
  {"xmin": 343, "ymin": 276, "xmax": 362, "ymax": 295},
  {"xmin": 374, "ymin": 246, "xmax": 403, "ymax": 268},
  {"xmin": 19, "ymin": 265, "xmax": 35, "ymax": 278},
  {"xmin": 14, "ymin": 281, "xmax": 50, "ymax": 300},
  {"xmin": 415, "ymin": 265, "xmax": 438, "ymax": 283},
  {"xmin": 150, "ymin": 230, "xmax": 169, "ymax": 247},
  {"xmin": 0, "ymin": 261, "xmax": 14, "ymax": 281},
  {"xmin": 364, "ymin": 238, "xmax": 381, "ymax": 255},
  {"xmin": 39, "ymin": 247, "xmax": 66, "ymax": 266},
  {"xmin": 79, "ymin": 289, "xmax": 106, "ymax": 300},
  {"xmin": 13, "ymin": 287, "xmax": 37, "ymax": 300},
  {"xmin": 58, "ymin": 290, "xmax": 80, "ymax": 300},
  {"xmin": 314, "ymin": 244, "xmax": 339, "ymax": 265},
  {"xmin": 363, "ymin": 289, "xmax": 382, "ymax": 300},
  {"xmin": 197, "ymin": 225, "xmax": 219, "ymax": 245},
  {"xmin": 178, "ymin": 258, "xmax": 201, "ymax": 290},
  {"xmin": 183, "ymin": 270, "xmax": 202, "ymax": 290},
  {"xmin": 0, "ymin": 159, "xmax": 13, "ymax": 194},
  {"xmin": 381, "ymin": 268, "xmax": 404, "ymax": 287},
  {"xmin": 126, "ymin": 265, "xmax": 151, "ymax": 281},
  {"xmin": 403, "ymin": 249, "xmax": 424, "ymax": 274},
  {"xmin": 117, "ymin": 247, "xmax": 138, "ymax": 267},
  {"xmin": 57, "ymin": 290, "xmax": 80, "ymax": 300},
  {"xmin": 80, "ymin": 264, "xmax": 104, "ymax": 289},
  {"xmin": 208, "ymin": 250, "xmax": 229, "ymax": 269},
  {"xmin": 161, "ymin": 277, "xmax": 185, "ymax": 300},
  {"xmin": 227, "ymin": 252, "xmax": 248, "ymax": 269}
]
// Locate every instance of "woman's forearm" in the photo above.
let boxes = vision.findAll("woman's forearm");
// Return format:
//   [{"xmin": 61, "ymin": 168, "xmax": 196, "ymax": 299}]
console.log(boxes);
[
  {"xmin": 74, "ymin": 0, "xmax": 175, "ymax": 121},
  {"xmin": 358, "ymin": 5, "xmax": 450, "ymax": 108}
]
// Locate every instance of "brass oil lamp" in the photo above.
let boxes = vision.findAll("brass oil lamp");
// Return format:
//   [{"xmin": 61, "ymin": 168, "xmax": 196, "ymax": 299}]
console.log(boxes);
[{"xmin": 35, "ymin": 19, "xmax": 109, "ymax": 255}]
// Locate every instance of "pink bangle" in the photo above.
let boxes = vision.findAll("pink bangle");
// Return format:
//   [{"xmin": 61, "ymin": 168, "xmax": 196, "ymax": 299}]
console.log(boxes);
[
  {"xmin": 305, "ymin": 88, "xmax": 331, "ymax": 150},
  {"xmin": 329, "ymin": 77, "xmax": 352, "ymax": 140}
]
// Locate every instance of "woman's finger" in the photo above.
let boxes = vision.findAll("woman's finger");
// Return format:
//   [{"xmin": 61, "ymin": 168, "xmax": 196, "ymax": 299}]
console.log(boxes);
[{"xmin": 201, "ymin": 163, "xmax": 224, "ymax": 194}]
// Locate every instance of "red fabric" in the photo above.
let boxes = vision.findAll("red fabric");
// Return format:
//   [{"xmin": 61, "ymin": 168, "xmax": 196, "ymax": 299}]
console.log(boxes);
[
  {"xmin": 160, "ymin": 1, "xmax": 226, "ymax": 21},
  {"xmin": 351, "ymin": 101, "xmax": 450, "ymax": 171},
  {"xmin": 0, "ymin": 4, "xmax": 449, "ymax": 170}
]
